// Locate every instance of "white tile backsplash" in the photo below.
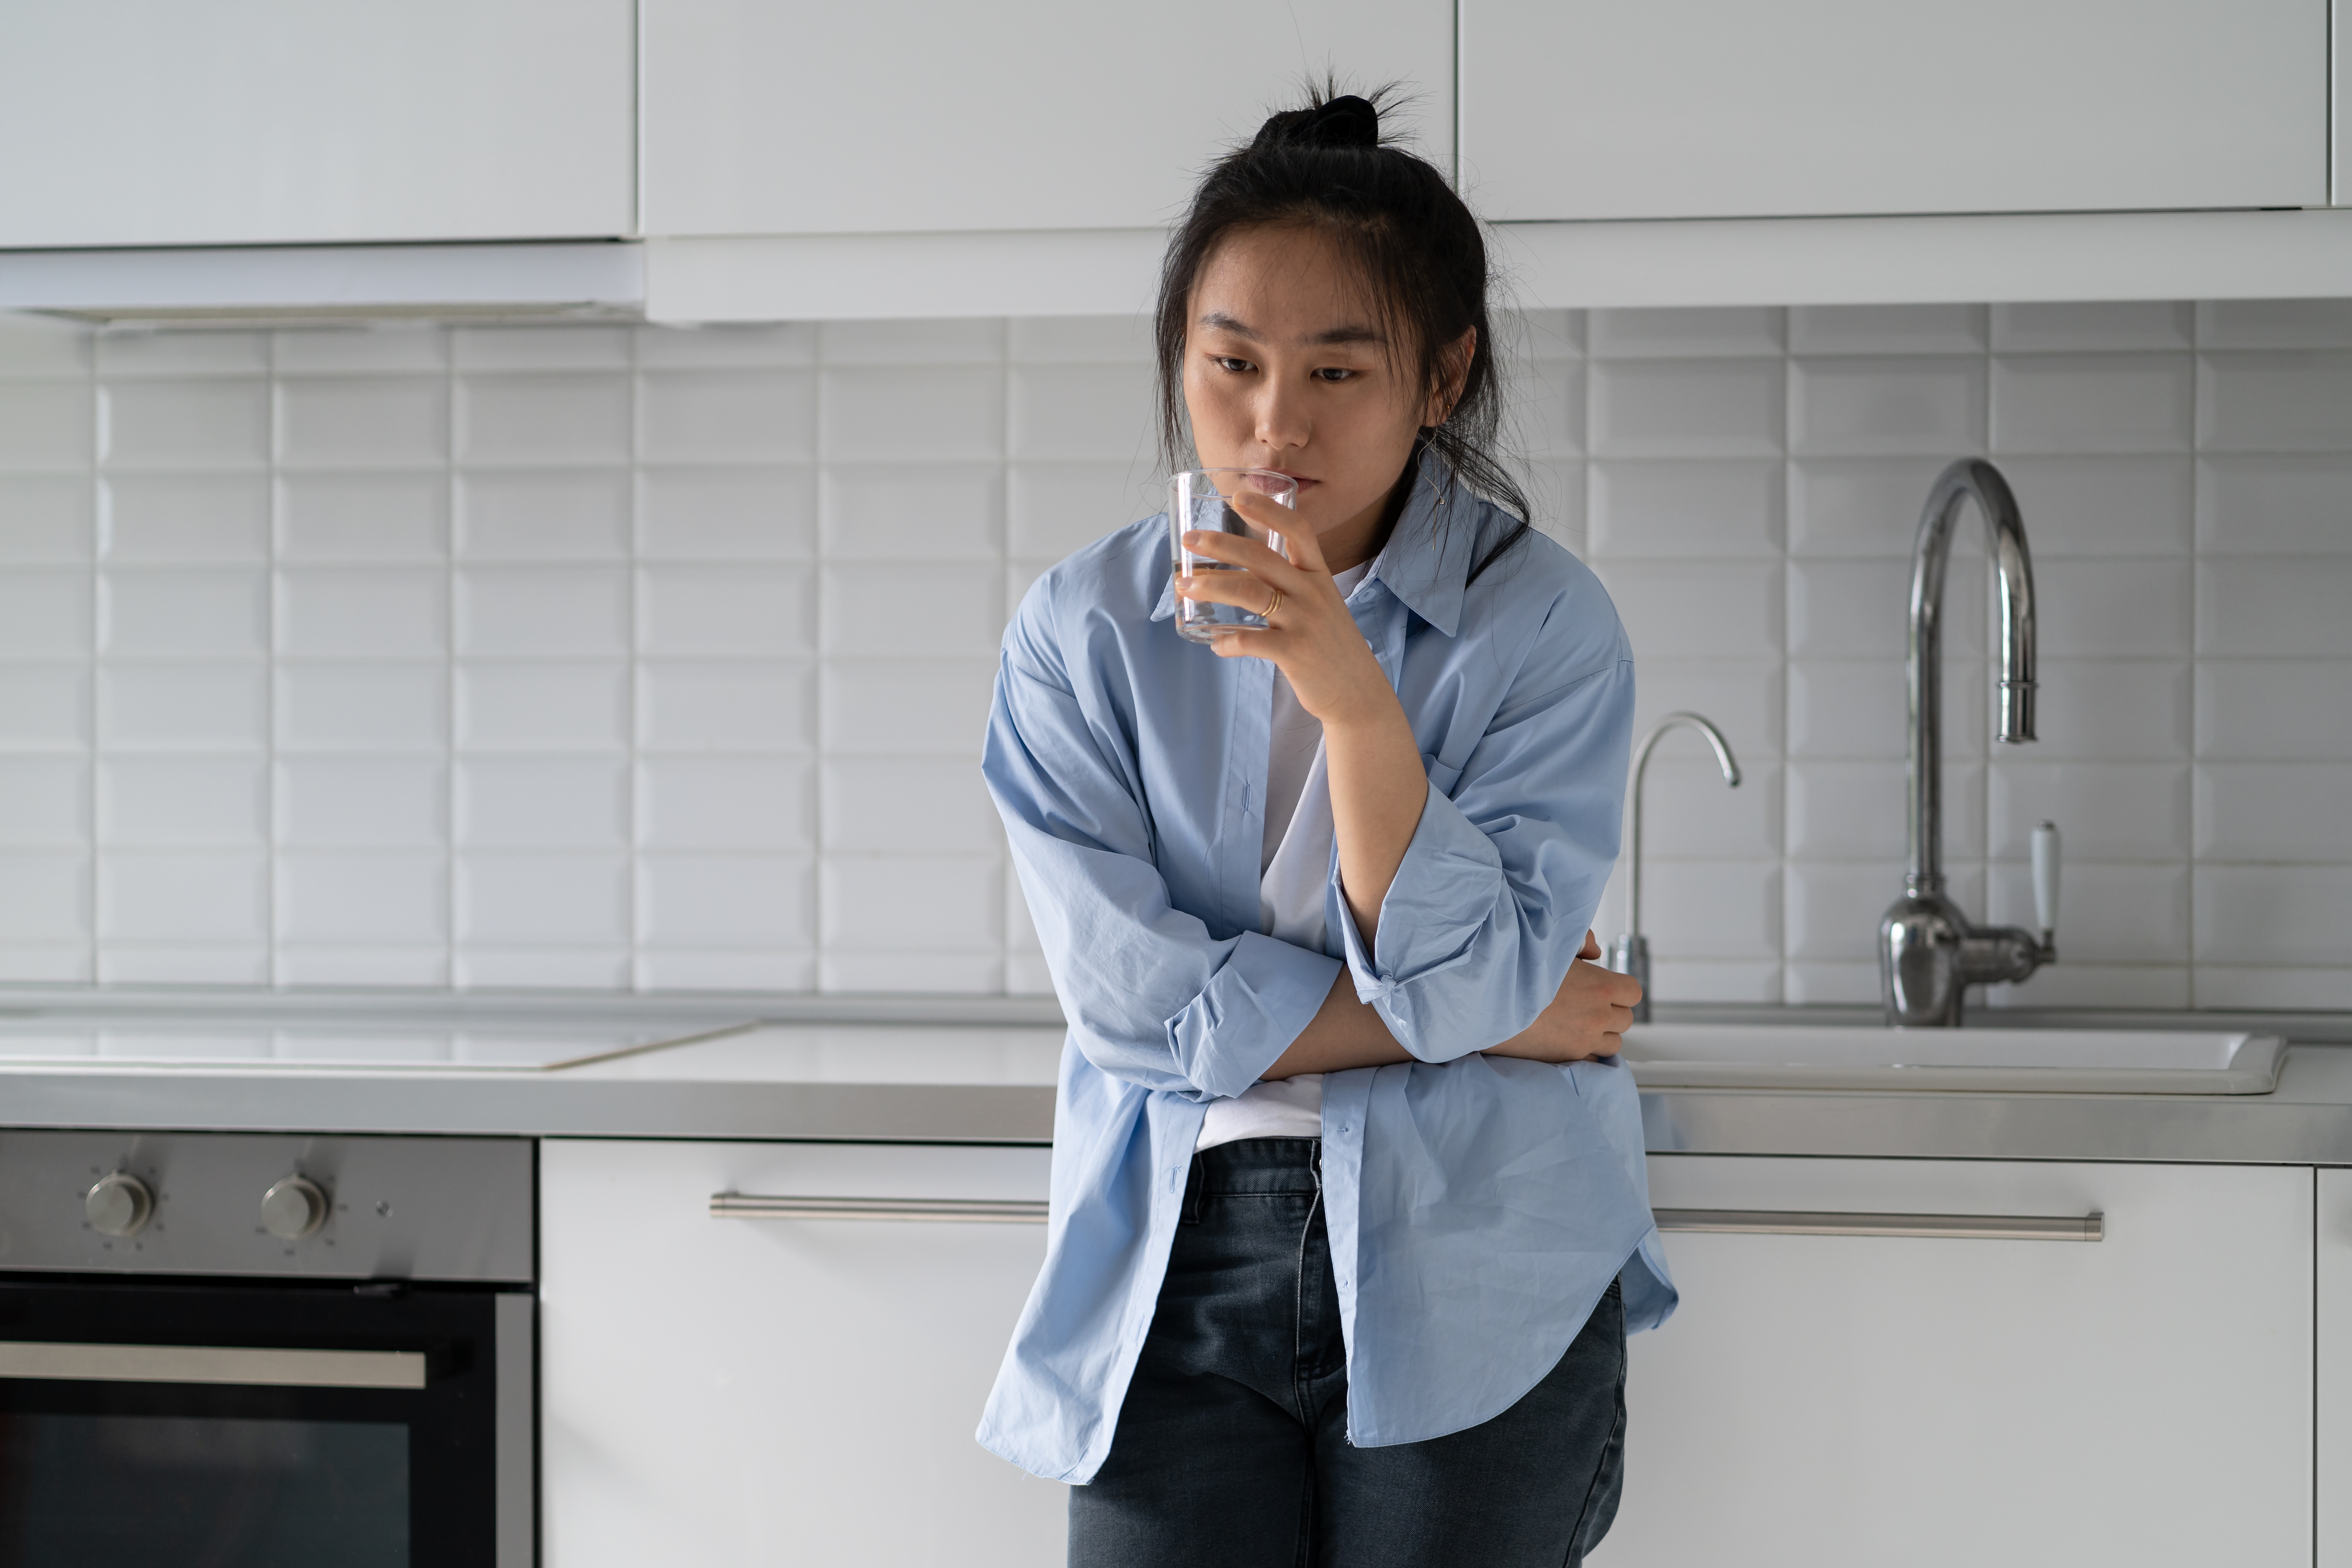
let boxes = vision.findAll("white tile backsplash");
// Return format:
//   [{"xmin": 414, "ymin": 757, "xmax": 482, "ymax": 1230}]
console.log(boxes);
[{"xmin": 0, "ymin": 306, "xmax": 2343, "ymax": 1003}]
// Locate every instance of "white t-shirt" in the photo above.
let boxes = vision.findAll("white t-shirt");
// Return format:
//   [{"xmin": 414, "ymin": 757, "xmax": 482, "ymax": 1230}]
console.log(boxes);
[{"xmin": 1197, "ymin": 563, "xmax": 1371, "ymax": 1151}]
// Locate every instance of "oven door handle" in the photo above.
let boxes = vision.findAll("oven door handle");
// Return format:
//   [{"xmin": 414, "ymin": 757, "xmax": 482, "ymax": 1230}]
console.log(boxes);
[
  {"xmin": 1653, "ymin": 1207, "xmax": 2104, "ymax": 1241},
  {"xmin": 0, "ymin": 1340, "xmax": 430, "ymax": 1389},
  {"xmin": 710, "ymin": 1192, "xmax": 1049, "ymax": 1223}
]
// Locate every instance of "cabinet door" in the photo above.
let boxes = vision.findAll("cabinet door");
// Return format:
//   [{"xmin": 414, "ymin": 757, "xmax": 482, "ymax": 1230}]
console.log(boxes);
[
  {"xmin": 541, "ymin": 1140, "xmax": 1063, "ymax": 1568},
  {"xmin": 0, "ymin": 0, "xmax": 633, "ymax": 249},
  {"xmin": 1461, "ymin": 0, "xmax": 2328, "ymax": 221},
  {"xmin": 1608, "ymin": 1157, "xmax": 2310, "ymax": 1568},
  {"xmin": 2321, "ymin": 1167, "xmax": 2352, "ymax": 1568},
  {"xmin": 642, "ymin": 0, "xmax": 1452, "ymax": 237}
]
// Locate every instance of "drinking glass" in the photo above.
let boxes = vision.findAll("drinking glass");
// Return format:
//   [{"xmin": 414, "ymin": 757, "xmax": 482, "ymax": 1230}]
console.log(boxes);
[{"xmin": 1167, "ymin": 468, "xmax": 1296, "ymax": 643}]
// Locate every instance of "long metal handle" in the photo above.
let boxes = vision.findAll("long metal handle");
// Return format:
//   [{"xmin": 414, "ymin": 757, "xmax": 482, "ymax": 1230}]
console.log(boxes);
[
  {"xmin": 1655, "ymin": 1208, "xmax": 2102, "ymax": 1242},
  {"xmin": 711, "ymin": 1193, "xmax": 1048, "ymax": 1224},
  {"xmin": 0, "ymin": 1340, "xmax": 429, "ymax": 1388}
]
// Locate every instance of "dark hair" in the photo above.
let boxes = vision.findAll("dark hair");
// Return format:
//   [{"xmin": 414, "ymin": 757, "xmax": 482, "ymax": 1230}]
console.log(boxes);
[{"xmin": 1154, "ymin": 82, "xmax": 1530, "ymax": 583}]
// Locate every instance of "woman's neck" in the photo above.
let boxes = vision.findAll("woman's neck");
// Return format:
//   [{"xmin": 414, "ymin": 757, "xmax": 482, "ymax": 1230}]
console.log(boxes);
[{"xmin": 1317, "ymin": 456, "xmax": 1420, "ymax": 575}]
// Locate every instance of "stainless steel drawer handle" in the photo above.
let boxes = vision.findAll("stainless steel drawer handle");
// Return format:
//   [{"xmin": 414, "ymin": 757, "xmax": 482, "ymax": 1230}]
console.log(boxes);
[
  {"xmin": 0, "ymin": 1341, "xmax": 429, "ymax": 1388},
  {"xmin": 1654, "ymin": 1208, "xmax": 2103, "ymax": 1242},
  {"xmin": 711, "ymin": 1193, "xmax": 1049, "ymax": 1224}
]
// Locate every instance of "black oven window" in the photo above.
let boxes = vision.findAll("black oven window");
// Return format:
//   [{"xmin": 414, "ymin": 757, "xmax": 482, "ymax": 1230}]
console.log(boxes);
[{"xmin": 0, "ymin": 1414, "xmax": 408, "ymax": 1568}]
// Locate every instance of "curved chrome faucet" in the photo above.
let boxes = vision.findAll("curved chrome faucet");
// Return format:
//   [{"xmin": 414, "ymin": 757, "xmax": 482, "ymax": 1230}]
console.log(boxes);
[
  {"xmin": 1608, "ymin": 712, "xmax": 1740, "ymax": 1024},
  {"xmin": 1878, "ymin": 458, "xmax": 2059, "ymax": 1026}
]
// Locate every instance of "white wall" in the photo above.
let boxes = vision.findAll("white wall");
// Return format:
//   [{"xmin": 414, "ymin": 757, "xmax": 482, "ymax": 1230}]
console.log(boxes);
[{"xmin": 0, "ymin": 302, "xmax": 2345, "ymax": 1008}]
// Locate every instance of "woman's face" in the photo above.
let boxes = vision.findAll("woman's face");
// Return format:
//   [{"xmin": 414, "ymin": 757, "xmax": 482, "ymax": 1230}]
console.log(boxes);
[{"xmin": 1182, "ymin": 224, "xmax": 1465, "ymax": 573}]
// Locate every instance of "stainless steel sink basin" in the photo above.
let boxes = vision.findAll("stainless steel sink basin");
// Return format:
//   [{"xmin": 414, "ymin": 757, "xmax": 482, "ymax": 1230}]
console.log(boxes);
[{"xmin": 1621, "ymin": 1024, "xmax": 2286, "ymax": 1095}]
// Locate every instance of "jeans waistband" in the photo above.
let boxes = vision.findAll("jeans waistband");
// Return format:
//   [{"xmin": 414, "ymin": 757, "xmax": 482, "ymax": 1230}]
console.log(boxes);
[{"xmin": 1190, "ymin": 1136, "xmax": 1321, "ymax": 1198}]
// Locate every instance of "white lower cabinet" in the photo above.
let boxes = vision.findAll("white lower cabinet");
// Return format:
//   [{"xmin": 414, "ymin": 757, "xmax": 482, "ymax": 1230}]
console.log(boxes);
[
  {"xmin": 1604, "ymin": 1157, "xmax": 2312, "ymax": 1567},
  {"xmin": 2319, "ymin": 1167, "xmax": 2352, "ymax": 1568},
  {"xmin": 540, "ymin": 1139, "xmax": 1064, "ymax": 1566}
]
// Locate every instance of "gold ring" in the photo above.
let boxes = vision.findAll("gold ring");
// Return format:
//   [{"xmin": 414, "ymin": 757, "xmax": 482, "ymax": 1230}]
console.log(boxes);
[{"xmin": 1262, "ymin": 588, "xmax": 1283, "ymax": 622}]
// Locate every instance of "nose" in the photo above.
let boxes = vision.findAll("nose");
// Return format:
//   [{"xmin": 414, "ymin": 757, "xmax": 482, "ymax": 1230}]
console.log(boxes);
[{"xmin": 1251, "ymin": 375, "xmax": 1310, "ymax": 459}]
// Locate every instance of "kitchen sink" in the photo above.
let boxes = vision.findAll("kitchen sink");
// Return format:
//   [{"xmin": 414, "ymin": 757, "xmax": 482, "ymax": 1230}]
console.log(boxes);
[{"xmin": 1620, "ymin": 1024, "xmax": 2287, "ymax": 1095}]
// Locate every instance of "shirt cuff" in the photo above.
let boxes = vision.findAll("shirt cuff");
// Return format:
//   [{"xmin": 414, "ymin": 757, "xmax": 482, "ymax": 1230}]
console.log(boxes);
[
  {"xmin": 1335, "ymin": 786, "xmax": 1507, "ymax": 1023},
  {"xmin": 1167, "ymin": 929, "xmax": 1344, "ymax": 1100}
]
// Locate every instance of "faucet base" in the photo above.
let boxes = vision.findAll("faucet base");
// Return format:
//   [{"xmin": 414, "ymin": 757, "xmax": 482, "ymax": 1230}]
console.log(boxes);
[{"xmin": 1879, "ymin": 889, "xmax": 2053, "ymax": 1027}]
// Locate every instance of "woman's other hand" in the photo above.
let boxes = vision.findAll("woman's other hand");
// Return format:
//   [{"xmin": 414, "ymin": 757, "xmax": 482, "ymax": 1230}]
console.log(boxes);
[{"xmin": 1484, "ymin": 932, "xmax": 1642, "ymax": 1064}]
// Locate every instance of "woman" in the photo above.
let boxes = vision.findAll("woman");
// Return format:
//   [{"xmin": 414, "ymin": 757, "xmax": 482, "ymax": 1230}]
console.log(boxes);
[{"xmin": 978, "ymin": 88, "xmax": 1675, "ymax": 1566}]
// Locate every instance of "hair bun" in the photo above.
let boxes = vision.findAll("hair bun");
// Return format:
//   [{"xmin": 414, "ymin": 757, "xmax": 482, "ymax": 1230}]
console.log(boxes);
[{"xmin": 1252, "ymin": 94, "xmax": 1380, "ymax": 152}]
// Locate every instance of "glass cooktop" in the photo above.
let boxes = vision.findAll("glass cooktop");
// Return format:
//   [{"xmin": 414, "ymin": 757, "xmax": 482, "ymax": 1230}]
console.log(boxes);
[{"xmin": 0, "ymin": 1017, "xmax": 752, "ymax": 1070}]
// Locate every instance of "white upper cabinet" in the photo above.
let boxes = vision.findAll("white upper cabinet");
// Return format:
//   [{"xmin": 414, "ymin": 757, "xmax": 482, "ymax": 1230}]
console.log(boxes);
[
  {"xmin": 642, "ymin": 0, "xmax": 1454, "ymax": 237},
  {"xmin": 1461, "ymin": 0, "xmax": 2330, "ymax": 222},
  {"xmin": 0, "ymin": 0, "xmax": 634, "ymax": 249}
]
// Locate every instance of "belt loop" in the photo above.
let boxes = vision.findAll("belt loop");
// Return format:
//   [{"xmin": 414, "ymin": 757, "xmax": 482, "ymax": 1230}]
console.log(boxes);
[{"xmin": 1181, "ymin": 1152, "xmax": 1205, "ymax": 1225}]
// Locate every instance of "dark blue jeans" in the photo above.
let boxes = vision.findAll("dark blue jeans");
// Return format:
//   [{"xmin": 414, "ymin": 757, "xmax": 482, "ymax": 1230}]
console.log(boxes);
[{"xmin": 1068, "ymin": 1138, "xmax": 1626, "ymax": 1568}]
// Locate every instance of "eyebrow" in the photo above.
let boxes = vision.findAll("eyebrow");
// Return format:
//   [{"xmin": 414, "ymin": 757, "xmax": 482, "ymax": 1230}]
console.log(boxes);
[{"xmin": 1197, "ymin": 311, "xmax": 1387, "ymax": 348}]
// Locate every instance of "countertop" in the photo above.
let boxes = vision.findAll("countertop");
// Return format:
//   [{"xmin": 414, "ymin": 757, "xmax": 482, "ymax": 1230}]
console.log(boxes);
[{"xmin": 5, "ymin": 992, "xmax": 2352, "ymax": 1164}]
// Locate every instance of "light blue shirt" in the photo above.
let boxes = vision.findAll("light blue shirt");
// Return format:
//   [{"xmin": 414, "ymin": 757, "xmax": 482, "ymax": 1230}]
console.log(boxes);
[{"xmin": 976, "ymin": 451, "xmax": 1676, "ymax": 1485}]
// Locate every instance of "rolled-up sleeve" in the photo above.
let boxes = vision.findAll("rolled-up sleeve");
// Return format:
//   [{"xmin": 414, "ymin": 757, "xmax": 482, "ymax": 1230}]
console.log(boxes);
[
  {"xmin": 1334, "ymin": 637, "xmax": 1635, "ymax": 1062},
  {"xmin": 985, "ymin": 633, "xmax": 1339, "ymax": 1101}
]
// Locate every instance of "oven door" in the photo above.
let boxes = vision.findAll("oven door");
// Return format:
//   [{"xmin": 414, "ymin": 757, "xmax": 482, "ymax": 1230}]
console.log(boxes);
[{"xmin": 0, "ymin": 1276, "xmax": 530, "ymax": 1567}]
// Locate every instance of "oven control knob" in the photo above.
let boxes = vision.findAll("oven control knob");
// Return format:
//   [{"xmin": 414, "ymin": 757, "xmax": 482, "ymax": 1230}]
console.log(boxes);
[
  {"xmin": 260, "ymin": 1176, "xmax": 330, "ymax": 1241},
  {"xmin": 86, "ymin": 1172, "xmax": 154, "ymax": 1237}
]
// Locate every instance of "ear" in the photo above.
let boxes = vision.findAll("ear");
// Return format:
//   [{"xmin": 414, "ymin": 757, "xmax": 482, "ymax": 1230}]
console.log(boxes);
[{"xmin": 1422, "ymin": 327, "xmax": 1477, "ymax": 428}]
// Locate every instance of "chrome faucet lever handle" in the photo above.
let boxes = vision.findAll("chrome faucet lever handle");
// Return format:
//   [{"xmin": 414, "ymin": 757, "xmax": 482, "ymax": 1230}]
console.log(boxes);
[{"xmin": 1612, "ymin": 711, "xmax": 1741, "ymax": 1023}]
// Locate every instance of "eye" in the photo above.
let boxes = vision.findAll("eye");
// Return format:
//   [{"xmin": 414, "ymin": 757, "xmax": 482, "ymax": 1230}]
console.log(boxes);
[
  {"xmin": 1210, "ymin": 355, "xmax": 1254, "ymax": 374},
  {"xmin": 1312, "ymin": 367, "xmax": 1358, "ymax": 383}
]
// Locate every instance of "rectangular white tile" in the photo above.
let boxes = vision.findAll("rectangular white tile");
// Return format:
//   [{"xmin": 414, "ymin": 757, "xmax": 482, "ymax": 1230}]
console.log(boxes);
[
  {"xmin": 1788, "ymin": 558, "xmax": 1982, "ymax": 658},
  {"xmin": 1593, "ymin": 561, "xmax": 1780, "ymax": 661},
  {"xmin": 272, "ymin": 326, "xmax": 447, "ymax": 375},
  {"xmin": 1787, "ymin": 759, "xmax": 1983, "ymax": 861},
  {"xmin": 1615, "ymin": 860, "xmax": 1780, "ymax": 960},
  {"xmin": 1588, "ymin": 459, "xmax": 1780, "ymax": 559},
  {"xmin": 0, "ymin": 853, "xmax": 91, "ymax": 942},
  {"xmin": 1786, "ymin": 456, "xmax": 1953, "ymax": 557},
  {"xmin": 0, "ymin": 475, "xmax": 93, "ymax": 561},
  {"xmin": 97, "ymin": 332, "xmax": 267, "ymax": 377},
  {"xmin": 0, "ymin": 383, "xmax": 93, "ymax": 473},
  {"xmin": 637, "ymin": 661, "xmax": 812, "ymax": 753},
  {"xmin": 1510, "ymin": 309, "xmax": 1586, "ymax": 359},
  {"xmin": 0, "ymin": 664, "xmax": 93, "ymax": 750},
  {"xmin": 1643, "ymin": 959, "xmax": 1782, "ymax": 1005},
  {"xmin": 2193, "ymin": 965, "xmax": 2352, "ymax": 1010},
  {"xmin": 2031, "ymin": 661, "xmax": 2191, "ymax": 759},
  {"xmin": 103, "ymin": 664, "xmax": 265, "ymax": 750},
  {"xmin": 2196, "ymin": 661, "xmax": 2352, "ymax": 759},
  {"xmin": 97, "ymin": 946, "xmax": 270, "ymax": 985},
  {"xmin": 276, "ymin": 757, "xmax": 446, "ymax": 848},
  {"xmin": 276, "ymin": 377, "xmax": 447, "ymax": 468},
  {"xmin": 456, "ymin": 470, "xmax": 630, "ymax": 560},
  {"xmin": 2195, "ymin": 762, "xmax": 2352, "ymax": 861},
  {"xmin": 99, "ymin": 758, "xmax": 266, "ymax": 845},
  {"xmin": 99, "ymin": 570, "xmax": 266, "ymax": 656},
  {"xmin": 1627, "ymin": 661, "xmax": 1783, "ymax": 762},
  {"xmin": 1987, "ymin": 760, "xmax": 2187, "ymax": 860},
  {"xmin": 1589, "ymin": 358, "xmax": 1783, "ymax": 458},
  {"xmin": 1985, "ymin": 964, "xmax": 2190, "ymax": 1009},
  {"xmin": 455, "ymin": 853, "xmax": 628, "ymax": 944},
  {"xmin": 0, "ymin": 944, "xmax": 94, "ymax": 983},
  {"xmin": 820, "ymin": 661, "xmax": 995, "ymax": 755},
  {"xmin": 2036, "ymin": 559, "xmax": 2191, "ymax": 658},
  {"xmin": 2195, "ymin": 298, "xmax": 2352, "ymax": 350},
  {"xmin": 456, "ymin": 374, "xmax": 631, "ymax": 466},
  {"xmin": 1522, "ymin": 459, "xmax": 1587, "ymax": 555},
  {"xmin": 458, "ymin": 662, "xmax": 628, "ymax": 751},
  {"xmin": 821, "ymin": 367, "xmax": 1004, "ymax": 465},
  {"xmin": 1007, "ymin": 315, "xmax": 1152, "ymax": 365},
  {"xmin": 100, "ymin": 380, "xmax": 269, "ymax": 469},
  {"xmin": 1989, "ymin": 301, "xmax": 2192, "ymax": 352},
  {"xmin": 276, "ymin": 472, "xmax": 448, "ymax": 561},
  {"xmin": 2198, "ymin": 559, "xmax": 2352, "ymax": 657},
  {"xmin": 457, "ymin": 565, "xmax": 629, "ymax": 656},
  {"xmin": 1510, "ymin": 357, "xmax": 1586, "ymax": 459},
  {"xmin": 1785, "ymin": 863, "xmax": 1942, "ymax": 964},
  {"xmin": 1626, "ymin": 757, "xmax": 1780, "ymax": 859},
  {"xmin": 98, "ymin": 851, "xmax": 267, "ymax": 941},
  {"xmin": 819, "ymin": 855, "xmax": 1001, "ymax": 950},
  {"xmin": 276, "ymin": 947, "xmax": 450, "ymax": 987},
  {"xmin": 821, "ymin": 950, "xmax": 1004, "ymax": 993},
  {"xmin": 2198, "ymin": 456, "xmax": 2352, "ymax": 554},
  {"xmin": 820, "ymin": 465, "xmax": 1003, "ymax": 560},
  {"xmin": 457, "ymin": 759, "xmax": 627, "ymax": 848},
  {"xmin": 0, "ymin": 315, "xmax": 93, "ymax": 376},
  {"xmin": 634, "ymin": 323, "xmax": 817, "ymax": 369},
  {"xmin": 1590, "ymin": 307, "xmax": 1782, "ymax": 358},
  {"xmin": 454, "ymin": 948, "xmax": 630, "ymax": 988},
  {"xmin": 99, "ymin": 473, "xmax": 267, "ymax": 562},
  {"xmin": 1007, "ymin": 364, "xmax": 1158, "ymax": 463},
  {"xmin": 820, "ymin": 564, "xmax": 1003, "ymax": 659},
  {"xmin": 0, "ymin": 569, "xmax": 92, "ymax": 656},
  {"xmin": 1995, "ymin": 456, "xmax": 2193, "ymax": 557},
  {"xmin": 2193, "ymin": 864, "xmax": 2352, "ymax": 965},
  {"xmin": 819, "ymin": 319, "xmax": 1003, "ymax": 365},
  {"xmin": 638, "ymin": 369, "xmax": 816, "ymax": 463},
  {"xmin": 635, "ymin": 854, "xmax": 814, "ymax": 946},
  {"xmin": 637, "ymin": 758, "xmax": 811, "ymax": 851},
  {"xmin": 1788, "ymin": 305, "xmax": 1986, "ymax": 356},
  {"xmin": 1990, "ymin": 354, "xmax": 2193, "ymax": 454},
  {"xmin": 275, "ymin": 853, "xmax": 447, "ymax": 944},
  {"xmin": 638, "ymin": 466, "xmax": 815, "ymax": 560},
  {"xmin": 1789, "ymin": 357, "xmax": 1985, "ymax": 456},
  {"xmin": 276, "ymin": 664, "xmax": 444, "ymax": 752},
  {"xmin": 451, "ymin": 325, "xmax": 632, "ymax": 372},
  {"xmin": 1790, "ymin": 658, "xmax": 1984, "ymax": 760},
  {"xmin": 637, "ymin": 565, "xmax": 813, "ymax": 657},
  {"xmin": 820, "ymin": 758, "xmax": 1000, "ymax": 853},
  {"xmin": 635, "ymin": 949, "xmax": 814, "ymax": 991},
  {"xmin": 1006, "ymin": 953, "xmax": 1055, "ymax": 995},
  {"xmin": 277, "ymin": 567, "xmax": 446, "ymax": 659},
  {"xmin": 0, "ymin": 759, "xmax": 88, "ymax": 845},
  {"xmin": 1007, "ymin": 464, "xmax": 1160, "ymax": 560},
  {"xmin": 2197, "ymin": 352, "xmax": 2352, "ymax": 451},
  {"xmin": 1987, "ymin": 860, "xmax": 2187, "ymax": 961}
]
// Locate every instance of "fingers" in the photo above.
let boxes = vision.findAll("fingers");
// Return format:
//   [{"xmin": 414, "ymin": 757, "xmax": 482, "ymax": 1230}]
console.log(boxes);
[
  {"xmin": 1579, "ymin": 929, "xmax": 1602, "ymax": 962},
  {"xmin": 1180, "ymin": 526, "xmax": 1307, "ymax": 589},
  {"xmin": 1174, "ymin": 563, "xmax": 1280, "ymax": 615},
  {"xmin": 1229, "ymin": 489, "xmax": 1328, "ymax": 572}
]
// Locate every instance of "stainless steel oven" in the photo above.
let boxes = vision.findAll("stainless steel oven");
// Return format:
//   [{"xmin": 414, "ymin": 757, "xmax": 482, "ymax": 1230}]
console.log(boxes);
[{"xmin": 0, "ymin": 1131, "xmax": 533, "ymax": 1566}]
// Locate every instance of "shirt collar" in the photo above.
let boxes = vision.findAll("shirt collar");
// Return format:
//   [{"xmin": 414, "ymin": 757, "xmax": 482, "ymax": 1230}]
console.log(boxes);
[{"xmin": 1149, "ymin": 448, "xmax": 1478, "ymax": 635}]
